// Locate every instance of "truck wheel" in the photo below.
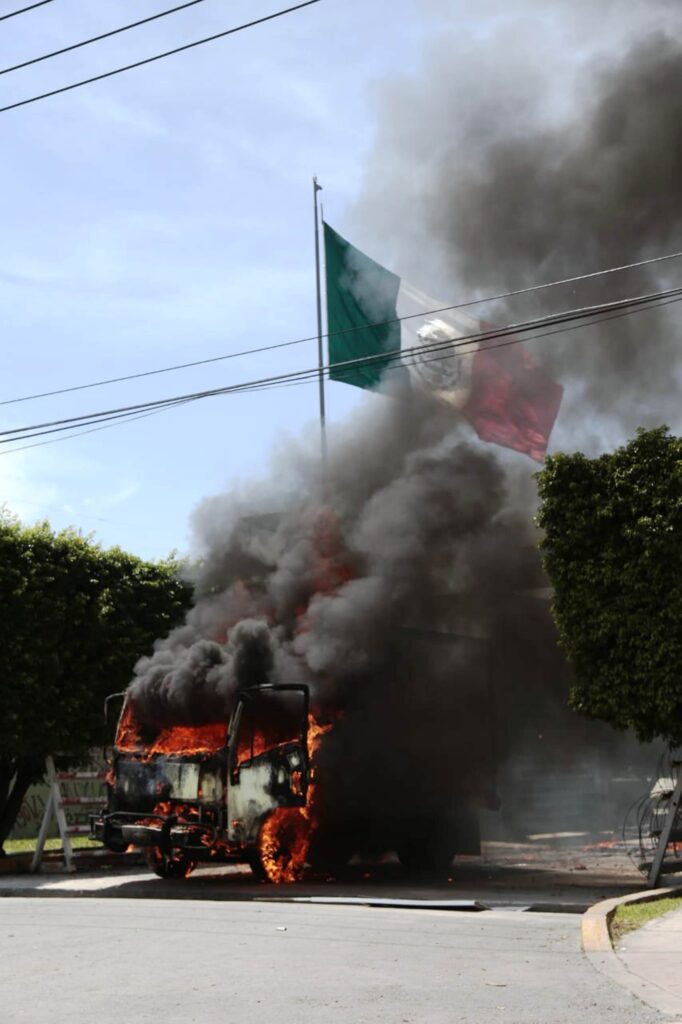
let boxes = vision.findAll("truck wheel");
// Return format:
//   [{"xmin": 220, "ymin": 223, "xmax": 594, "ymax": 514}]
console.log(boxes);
[
  {"xmin": 306, "ymin": 832, "xmax": 354, "ymax": 877},
  {"xmin": 397, "ymin": 829, "xmax": 454, "ymax": 879},
  {"xmin": 251, "ymin": 809, "xmax": 308, "ymax": 883},
  {"xmin": 247, "ymin": 851, "xmax": 268, "ymax": 882},
  {"xmin": 105, "ymin": 836, "xmax": 130, "ymax": 855},
  {"xmin": 397, "ymin": 843, "xmax": 454, "ymax": 878},
  {"xmin": 398, "ymin": 809, "xmax": 480, "ymax": 877},
  {"xmin": 145, "ymin": 847, "xmax": 196, "ymax": 879}
]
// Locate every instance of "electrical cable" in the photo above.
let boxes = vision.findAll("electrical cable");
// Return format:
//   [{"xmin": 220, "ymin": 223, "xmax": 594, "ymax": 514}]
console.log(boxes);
[
  {"xmin": 0, "ymin": 0, "xmax": 322, "ymax": 113},
  {"xmin": 2, "ymin": 285, "xmax": 679, "ymax": 446},
  {"xmin": 0, "ymin": 381, "xmax": 308, "ymax": 455},
  {"xmin": 0, "ymin": 334, "xmax": 321, "ymax": 407},
  {"xmin": 2, "ymin": 285, "xmax": 679, "ymax": 442},
  {"xmin": 0, "ymin": 0, "xmax": 212, "ymax": 75},
  {"xmin": 3, "ymin": 290, "xmax": 680, "ymax": 455},
  {"xmin": 1, "ymin": 399, "xmax": 197, "ymax": 456},
  {"xmin": 392, "ymin": 292, "xmax": 682, "ymax": 391},
  {"xmin": 0, "ymin": 0, "xmax": 53, "ymax": 21},
  {"xmin": 0, "ymin": 0, "xmax": 213, "ymax": 76},
  {"xmin": 3, "ymin": 247, "xmax": 682, "ymax": 408},
  {"xmin": 5, "ymin": 290, "xmax": 680, "ymax": 457}
]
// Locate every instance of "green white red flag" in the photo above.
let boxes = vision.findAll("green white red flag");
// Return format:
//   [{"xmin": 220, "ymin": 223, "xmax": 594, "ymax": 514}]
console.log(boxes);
[{"xmin": 324, "ymin": 222, "xmax": 563, "ymax": 462}]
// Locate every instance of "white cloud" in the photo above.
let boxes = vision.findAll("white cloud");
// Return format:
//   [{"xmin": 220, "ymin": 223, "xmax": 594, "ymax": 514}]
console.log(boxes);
[{"xmin": 0, "ymin": 450, "xmax": 60, "ymax": 524}]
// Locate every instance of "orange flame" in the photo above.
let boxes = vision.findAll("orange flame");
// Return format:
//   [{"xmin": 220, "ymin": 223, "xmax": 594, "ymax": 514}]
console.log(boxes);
[
  {"xmin": 115, "ymin": 702, "xmax": 227, "ymax": 757},
  {"xmin": 257, "ymin": 712, "xmax": 334, "ymax": 883},
  {"xmin": 257, "ymin": 508, "xmax": 348, "ymax": 882},
  {"xmin": 147, "ymin": 722, "xmax": 227, "ymax": 756}
]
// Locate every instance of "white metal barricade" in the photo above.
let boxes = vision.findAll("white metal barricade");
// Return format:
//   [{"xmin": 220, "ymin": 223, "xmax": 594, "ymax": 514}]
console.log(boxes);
[{"xmin": 30, "ymin": 756, "xmax": 107, "ymax": 872}]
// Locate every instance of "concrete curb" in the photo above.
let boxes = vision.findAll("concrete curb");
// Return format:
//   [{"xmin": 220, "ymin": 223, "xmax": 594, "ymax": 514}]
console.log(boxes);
[{"xmin": 582, "ymin": 887, "xmax": 682, "ymax": 1018}]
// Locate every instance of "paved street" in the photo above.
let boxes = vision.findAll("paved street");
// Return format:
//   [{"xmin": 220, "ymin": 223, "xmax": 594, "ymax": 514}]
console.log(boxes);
[
  {"xmin": 0, "ymin": 897, "xmax": 663, "ymax": 1024},
  {"xmin": 1, "ymin": 834, "xmax": 663, "ymax": 911}
]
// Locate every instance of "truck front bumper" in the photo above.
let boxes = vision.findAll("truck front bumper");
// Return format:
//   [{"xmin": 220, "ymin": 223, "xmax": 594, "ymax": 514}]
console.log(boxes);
[{"xmin": 90, "ymin": 812, "xmax": 216, "ymax": 853}]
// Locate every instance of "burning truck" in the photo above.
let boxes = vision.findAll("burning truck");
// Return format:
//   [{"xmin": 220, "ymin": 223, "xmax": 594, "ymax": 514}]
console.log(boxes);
[
  {"xmin": 91, "ymin": 617, "xmax": 497, "ymax": 880},
  {"xmin": 92, "ymin": 432, "xmax": 517, "ymax": 881},
  {"xmin": 91, "ymin": 682, "xmax": 314, "ymax": 880}
]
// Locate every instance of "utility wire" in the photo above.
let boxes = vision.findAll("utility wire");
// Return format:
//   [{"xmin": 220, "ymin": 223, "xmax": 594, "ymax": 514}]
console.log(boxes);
[
  {"xmin": 0, "ymin": 0, "xmax": 322, "ymax": 113},
  {"xmin": 0, "ymin": 0, "xmax": 53, "ymax": 21},
  {"xmin": 2, "ymin": 400, "xmax": 197, "ymax": 456},
  {"xmin": 394, "ymin": 292, "xmax": 682, "ymax": 392},
  {"xmin": 0, "ymin": 0, "xmax": 223, "ymax": 76},
  {"xmin": 4, "ymin": 289, "xmax": 681, "ymax": 456},
  {"xmin": 1, "ymin": 379, "xmax": 309, "ymax": 455},
  {"xmin": 3, "ymin": 247, "xmax": 681, "ymax": 408},
  {"xmin": 0, "ymin": 335, "xmax": 319, "ymax": 407},
  {"xmin": 0, "ymin": 0, "xmax": 212, "ymax": 76},
  {"xmin": 2, "ymin": 286, "xmax": 679, "ymax": 445},
  {"xmin": 2, "ymin": 286, "xmax": 677, "ymax": 440}
]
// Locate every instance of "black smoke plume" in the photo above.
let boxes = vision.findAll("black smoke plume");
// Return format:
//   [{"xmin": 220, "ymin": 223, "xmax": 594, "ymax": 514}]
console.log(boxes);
[
  {"xmin": 353, "ymin": 16, "xmax": 682, "ymax": 452},
  {"xmin": 130, "ymin": 9, "xmax": 679, "ymax": 843}
]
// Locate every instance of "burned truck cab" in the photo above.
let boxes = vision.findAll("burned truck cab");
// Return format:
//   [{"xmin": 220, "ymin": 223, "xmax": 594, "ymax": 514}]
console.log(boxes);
[{"xmin": 91, "ymin": 684, "xmax": 309, "ymax": 878}]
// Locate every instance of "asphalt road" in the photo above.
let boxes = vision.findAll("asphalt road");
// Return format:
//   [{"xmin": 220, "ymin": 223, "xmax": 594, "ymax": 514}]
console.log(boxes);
[
  {"xmin": 0, "ymin": 897, "xmax": 664, "ymax": 1024},
  {"xmin": 2, "ymin": 834, "xmax": 663, "ymax": 911}
]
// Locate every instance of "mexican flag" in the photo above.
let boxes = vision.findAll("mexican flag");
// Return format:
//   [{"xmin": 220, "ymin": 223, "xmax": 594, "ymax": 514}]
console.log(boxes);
[{"xmin": 323, "ymin": 222, "xmax": 563, "ymax": 462}]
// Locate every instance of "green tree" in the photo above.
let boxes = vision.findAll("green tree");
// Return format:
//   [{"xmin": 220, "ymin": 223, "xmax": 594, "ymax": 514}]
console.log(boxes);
[
  {"xmin": 0, "ymin": 511, "xmax": 192, "ymax": 849},
  {"xmin": 536, "ymin": 427, "xmax": 682, "ymax": 746}
]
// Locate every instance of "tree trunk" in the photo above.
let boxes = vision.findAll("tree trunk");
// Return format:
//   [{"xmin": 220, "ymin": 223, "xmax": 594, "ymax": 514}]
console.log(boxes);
[{"xmin": 0, "ymin": 758, "xmax": 41, "ymax": 851}]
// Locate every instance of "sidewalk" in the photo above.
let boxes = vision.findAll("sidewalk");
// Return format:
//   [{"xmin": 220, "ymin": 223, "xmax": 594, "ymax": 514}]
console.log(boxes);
[
  {"xmin": 615, "ymin": 904, "xmax": 682, "ymax": 1015},
  {"xmin": 582, "ymin": 887, "xmax": 682, "ymax": 1017}
]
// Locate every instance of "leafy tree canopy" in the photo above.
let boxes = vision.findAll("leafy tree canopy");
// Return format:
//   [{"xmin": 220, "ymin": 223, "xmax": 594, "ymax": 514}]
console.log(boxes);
[
  {"xmin": 536, "ymin": 427, "xmax": 682, "ymax": 747},
  {"xmin": 0, "ymin": 510, "xmax": 193, "ymax": 848}
]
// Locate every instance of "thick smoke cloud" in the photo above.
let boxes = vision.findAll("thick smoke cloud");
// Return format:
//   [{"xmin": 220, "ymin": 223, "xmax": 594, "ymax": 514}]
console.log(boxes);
[
  {"xmin": 129, "ymin": 3, "xmax": 675, "ymax": 843},
  {"xmin": 130, "ymin": 390, "xmax": 539, "ymax": 839},
  {"xmin": 129, "ymin": 619, "xmax": 275, "ymax": 727},
  {"xmin": 430, "ymin": 33, "xmax": 682, "ymax": 424},
  {"xmin": 131, "ymin": 393, "xmax": 512, "ymax": 721},
  {"xmin": 354, "ymin": 5, "xmax": 682, "ymax": 452}
]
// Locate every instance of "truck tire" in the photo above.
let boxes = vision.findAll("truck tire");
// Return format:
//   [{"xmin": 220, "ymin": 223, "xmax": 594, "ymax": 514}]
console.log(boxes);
[
  {"xmin": 105, "ymin": 836, "xmax": 130, "ymax": 855},
  {"xmin": 145, "ymin": 847, "xmax": 196, "ymax": 879},
  {"xmin": 251, "ymin": 809, "xmax": 307, "ymax": 883},
  {"xmin": 306, "ymin": 831, "xmax": 354, "ymax": 877},
  {"xmin": 397, "ymin": 819, "xmax": 455, "ymax": 878},
  {"xmin": 397, "ymin": 838, "xmax": 454, "ymax": 878},
  {"xmin": 398, "ymin": 810, "xmax": 480, "ymax": 877},
  {"xmin": 247, "ymin": 851, "xmax": 268, "ymax": 882}
]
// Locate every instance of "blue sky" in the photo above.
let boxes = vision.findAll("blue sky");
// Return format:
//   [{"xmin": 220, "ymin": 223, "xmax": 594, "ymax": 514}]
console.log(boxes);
[
  {"xmin": 1, "ymin": 0, "xmax": 445, "ymax": 558},
  {"xmin": 1, "ymin": 0, "xmax": 677, "ymax": 561}
]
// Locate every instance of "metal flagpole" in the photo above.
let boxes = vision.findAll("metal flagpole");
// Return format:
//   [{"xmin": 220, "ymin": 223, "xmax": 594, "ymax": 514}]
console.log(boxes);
[{"xmin": 313, "ymin": 176, "xmax": 327, "ymax": 467}]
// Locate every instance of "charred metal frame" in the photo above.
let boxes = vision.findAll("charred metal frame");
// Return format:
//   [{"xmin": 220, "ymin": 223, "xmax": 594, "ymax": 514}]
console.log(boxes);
[
  {"xmin": 91, "ymin": 682, "xmax": 310, "ymax": 866},
  {"xmin": 227, "ymin": 683, "xmax": 310, "ymax": 785}
]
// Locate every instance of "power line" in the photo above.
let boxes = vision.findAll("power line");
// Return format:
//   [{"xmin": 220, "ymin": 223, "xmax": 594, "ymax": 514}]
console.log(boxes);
[
  {"xmin": 0, "ymin": 0, "xmax": 212, "ymax": 76},
  {"xmin": 4, "ymin": 290, "xmax": 680, "ymax": 454},
  {"xmin": 5, "ymin": 288, "xmax": 681, "ymax": 457},
  {"xmin": 0, "ymin": 335, "xmax": 317, "ymax": 407},
  {"xmin": 1, "ymin": 384, "xmax": 304, "ymax": 455},
  {"xmin": 395, "ymin": 292, "xmax": 682, "ymax": 393},
  {"xmin": 2, "ymin": 285, "xmax": 679, "ymax": 446},
  {"xmin": 3, "ymin": 246, "xmax": 681, "ymax": 408},
  {"xmin": 3, "ymin": 285, "xmax": 676, "ymax": 439},
  {"xmin": 0, "ymin": 0, "xmax": 53, "ymax": 21},
  {"xmin": 0, "ymin": 0, "xmax": 322, "ymax": 113},
  {"xmin": 2, "ymin": 401, "xmax": 196, "ymax": 456}
]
